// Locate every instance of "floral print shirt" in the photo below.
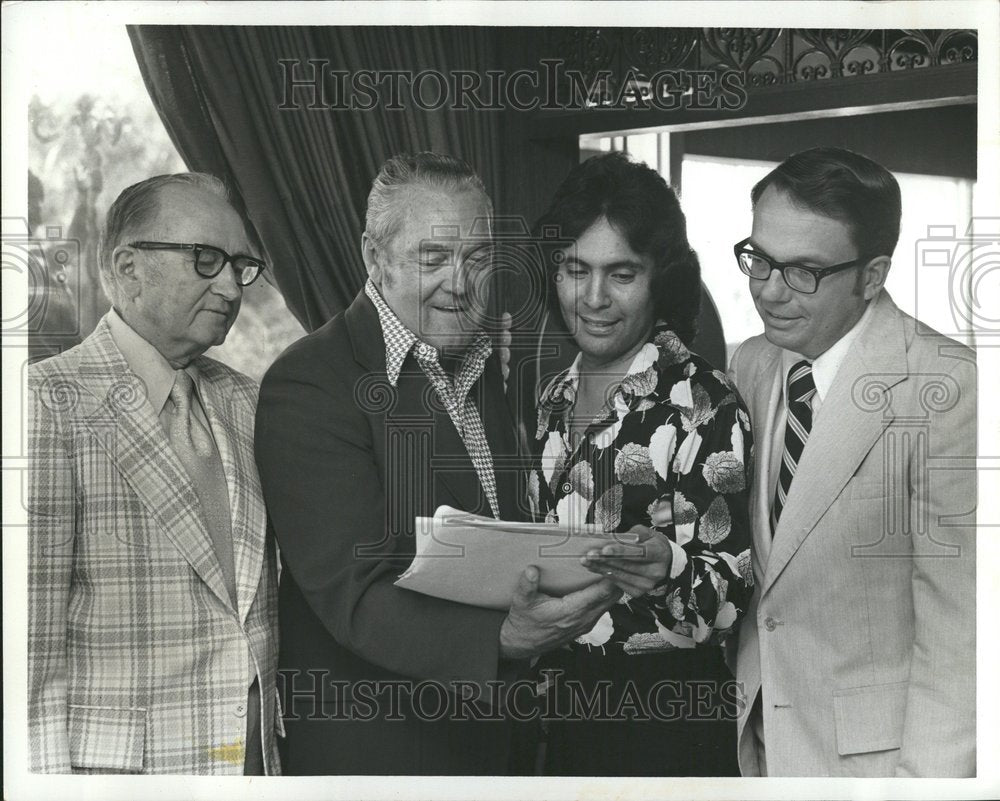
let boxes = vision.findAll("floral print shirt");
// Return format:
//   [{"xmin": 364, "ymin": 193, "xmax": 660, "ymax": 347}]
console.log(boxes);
[{"xmin": 528, "ymin": 323, "xmax": 754, "ymax": 655}]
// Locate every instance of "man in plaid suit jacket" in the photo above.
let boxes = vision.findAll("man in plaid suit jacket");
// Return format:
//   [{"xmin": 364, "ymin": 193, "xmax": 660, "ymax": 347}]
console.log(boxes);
[{"xmin": 28, "ymin": 174, "xmax": 281, "ymax": 774}]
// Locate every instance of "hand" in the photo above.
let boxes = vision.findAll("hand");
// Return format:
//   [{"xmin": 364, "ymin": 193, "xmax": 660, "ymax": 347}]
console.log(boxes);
[
  {"xmin": 582, "ymin": 524, "xmax": 673, "ymax": 597},
  {"xmin": 499, "ymin": 566, "xmax": 622, "ymax": 660}
]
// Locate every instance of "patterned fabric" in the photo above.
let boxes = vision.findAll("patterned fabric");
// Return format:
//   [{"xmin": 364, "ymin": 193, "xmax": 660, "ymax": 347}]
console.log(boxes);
[
  {"xmin": 364, "ymin": 279, "xmax": 500, "ymax": 517},
  {"xmin": 529, "ymin": 322, "xmax": 754, "ymax": 654},
  {"xmin": 770, "ymin": 360, "xmax": 816, "ymax": 534},
  {"xmin": 167, "ymin": 370, "xmax": 237, "ymax": 606},
  {"xmin": 27, "ymin": 316, "xmax": 281, "ymax": 774},
  {"xmin": 170, "ymin": 370, "xmax": 214, "ymax": 457}
]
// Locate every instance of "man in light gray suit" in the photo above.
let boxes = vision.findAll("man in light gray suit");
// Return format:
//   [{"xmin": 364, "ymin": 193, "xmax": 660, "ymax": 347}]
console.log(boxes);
[{"xmin": 729, "ymin": 148, "xmax": 975, "ymax": 777}]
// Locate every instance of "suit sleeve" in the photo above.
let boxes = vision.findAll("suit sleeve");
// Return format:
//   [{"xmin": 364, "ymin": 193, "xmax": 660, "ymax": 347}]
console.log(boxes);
[
  {"xmin": 27, "ymin": 367, "xmax": 77, "ymax": 772},
  {"xmin": 895, "ymin": 353, "xmax": 977, "ymax": 777},
  {"xmin": 255, "ymin": 347, "xmax": 510, "ymax": 692},
  {"xmin": 726, "ymin": 340, "xmax": 744, "ymax": 384}
]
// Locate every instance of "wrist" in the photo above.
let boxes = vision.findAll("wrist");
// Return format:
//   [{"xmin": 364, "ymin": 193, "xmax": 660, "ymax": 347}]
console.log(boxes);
[{"xmin": 499, "ymin": 617, "xmax": 533, "ymax": 661}]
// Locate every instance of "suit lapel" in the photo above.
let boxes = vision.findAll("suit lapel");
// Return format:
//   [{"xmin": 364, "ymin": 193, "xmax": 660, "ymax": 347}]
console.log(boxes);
[
  {"xmin": 197, "ymin": 360, "xmax": 265, "ymax": 623},
  {"xmin": 434, "ymin": 420, "xmax": 487, "ymax": 515},
  {"xmin": 386, "ymin": 368, "xmax": 483, "ymax": 520},
  {"xmin": 400, "ymin": 367, "xmax": 486, "ymax": 517},
  {"xmin": 76, "ymin": 319, "xmax": 234, "ymax": 611},
  {"xmin": 424, "ymin": 353, "xmax": 521, "ymax": 519},
  {"xmin": 762, "ymin": 295, "xmax": 907, "ymax": 594}
]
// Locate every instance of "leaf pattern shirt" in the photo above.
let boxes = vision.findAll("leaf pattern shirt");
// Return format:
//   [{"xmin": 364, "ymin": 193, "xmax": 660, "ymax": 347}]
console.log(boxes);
[{"xmin": 528, "ymin": 323, "xmax": 754, "ymax": 655}]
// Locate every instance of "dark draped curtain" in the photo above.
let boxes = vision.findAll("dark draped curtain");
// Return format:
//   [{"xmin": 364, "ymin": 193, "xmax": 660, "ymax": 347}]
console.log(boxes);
[{"xmin": 128, "ymin": 25, "xmax": 505, "ymax": 332}]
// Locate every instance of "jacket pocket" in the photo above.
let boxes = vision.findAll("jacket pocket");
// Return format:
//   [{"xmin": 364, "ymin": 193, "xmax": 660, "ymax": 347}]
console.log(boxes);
[
  {"xmin": 273, "ymin": 687, "xmax": 286, "ymax": 739},
  {"xmin": 68, "ymin": 705, "xmax": 146, "ymax": 772},
  {"xmin": 832, "ymin": 681, "xmax": 907, "ymax": 756}
]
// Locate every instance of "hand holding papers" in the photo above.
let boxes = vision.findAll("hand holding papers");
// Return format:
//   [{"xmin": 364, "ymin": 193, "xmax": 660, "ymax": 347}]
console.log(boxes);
[
  {"xmin": 394, "ymin": 506, "xmax": 641, "ymax": 610},
  {"xmin": 580, "ymin": 524, "xmax": 672, "ymax": 598}
]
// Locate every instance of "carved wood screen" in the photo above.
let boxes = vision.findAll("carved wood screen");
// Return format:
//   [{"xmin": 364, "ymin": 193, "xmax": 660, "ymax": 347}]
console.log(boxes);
[
  {"xmin": 526, "ymin": 28, "xmax": 979, "ymax": 136},
  {"xmin": 548, "ymin": 28, "xmax": 978, "ymax": 88}
]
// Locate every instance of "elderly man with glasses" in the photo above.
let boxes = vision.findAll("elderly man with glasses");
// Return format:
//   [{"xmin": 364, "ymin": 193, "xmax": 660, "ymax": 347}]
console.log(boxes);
[
  {"xmin": 27, "ymin": 173, "xmax": 281, "ymax": 774},
  {"xmin": 728, "ymin": 147, "xmax": 976, "ymax": 778}
]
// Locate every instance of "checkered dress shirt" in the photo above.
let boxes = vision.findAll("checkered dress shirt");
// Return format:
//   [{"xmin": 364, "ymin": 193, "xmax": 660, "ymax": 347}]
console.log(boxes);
[{"xmin": 365, "ymin": 280, "xmax": 500, "ymax": 518}]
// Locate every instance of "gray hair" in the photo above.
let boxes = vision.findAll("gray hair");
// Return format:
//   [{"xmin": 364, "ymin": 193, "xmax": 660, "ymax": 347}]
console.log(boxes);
[
  {"xmin": 97, "ymin": 172, "xmax": 229, "ymax": 305},
  {"xmin": 364, "ymin": 152, "xmax": 493, "ymax": 253}
]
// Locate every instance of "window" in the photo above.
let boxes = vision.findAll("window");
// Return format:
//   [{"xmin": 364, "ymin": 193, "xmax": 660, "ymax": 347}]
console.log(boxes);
[{"xmin": 581, "ymin": 126, "xmax": 977, "ymax": 360}]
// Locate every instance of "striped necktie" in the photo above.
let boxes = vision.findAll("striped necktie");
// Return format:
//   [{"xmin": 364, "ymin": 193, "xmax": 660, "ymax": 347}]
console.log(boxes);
[{"xmin": 771, "ymin": 360, "xmax": 816, "ymax": 535}]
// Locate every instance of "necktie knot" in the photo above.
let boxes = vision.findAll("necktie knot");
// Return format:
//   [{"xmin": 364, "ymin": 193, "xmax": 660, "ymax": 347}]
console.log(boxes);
[
  {"xmin": 169, "ymin": 370, "xmax": 213, "ymax": 458},
  {"xmin": 787, "ymin": 360, "xmax": 816, "ymax": 405},
  {"xmin": 170, "ymin": 369, "xmax": 195, "ymax": 411}
]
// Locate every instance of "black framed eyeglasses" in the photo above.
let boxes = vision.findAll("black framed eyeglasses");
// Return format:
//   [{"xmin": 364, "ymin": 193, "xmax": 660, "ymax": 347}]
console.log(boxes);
[
  {"xmin": 733, "ymin": 237, "xmax": 869, "ymax": 295},
  {"xmin": 129, "ymin": 241, "xmax": 266, "ymax": 287}
]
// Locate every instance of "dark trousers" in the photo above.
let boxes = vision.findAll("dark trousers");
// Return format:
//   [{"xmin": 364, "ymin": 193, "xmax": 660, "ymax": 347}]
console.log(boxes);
[
  {"xmin": 524, "ymin": 647, "xmax": 740, "ymax": 777},
  {"xmin": 244, "ymin": 677, "xmax": 264, "ymax": 775},
  {"xmin": 277, "ymin": 686, "xmax": 512, "ymax": 775}
]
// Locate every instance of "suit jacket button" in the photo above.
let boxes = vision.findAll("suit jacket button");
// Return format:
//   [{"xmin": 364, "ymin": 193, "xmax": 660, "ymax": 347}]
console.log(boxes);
[{"xmin": 764, "ymin": 617, "xmax": 777, "ymax": 632}]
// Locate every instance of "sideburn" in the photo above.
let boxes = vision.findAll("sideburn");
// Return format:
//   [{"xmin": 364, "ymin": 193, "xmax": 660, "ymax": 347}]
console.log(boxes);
[
  {"xmin": 853, "ymin": 264, "xmax": 868, "ymax": 297},
  {"xmin": 381, "ymin": 264, "xmax": 396, "ymax": 290}
]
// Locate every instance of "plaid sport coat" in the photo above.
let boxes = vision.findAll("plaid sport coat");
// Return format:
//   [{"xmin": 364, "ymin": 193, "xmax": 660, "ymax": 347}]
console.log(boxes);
[{"xmin": 27, "ymin": 316, "xmax": 282, "ymax": 774}]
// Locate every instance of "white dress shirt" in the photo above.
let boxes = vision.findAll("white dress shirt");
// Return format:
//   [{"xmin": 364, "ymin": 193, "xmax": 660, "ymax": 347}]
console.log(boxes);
[
  {"xmin": 106, "ymin": 308, "xmax": 216, "ymax": 439},
  {"xmin": 764, "ymin": 294, "xmax": 879, "ymax": 522}
]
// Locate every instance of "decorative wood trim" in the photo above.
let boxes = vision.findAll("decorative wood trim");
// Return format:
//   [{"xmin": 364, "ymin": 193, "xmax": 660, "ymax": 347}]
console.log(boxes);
[
  {"xmin": 529, "ymin": 62, "xmax": 977, "ymax": 139},
  {"xmin": 528, "ymin": 27, "xmax": 978, "ymax": 138}
]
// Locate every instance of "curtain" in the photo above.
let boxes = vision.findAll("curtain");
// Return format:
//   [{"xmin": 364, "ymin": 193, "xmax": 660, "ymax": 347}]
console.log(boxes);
[{"xmin": 129, "ymin": 26, "xmax": 505, "ymax": 332}]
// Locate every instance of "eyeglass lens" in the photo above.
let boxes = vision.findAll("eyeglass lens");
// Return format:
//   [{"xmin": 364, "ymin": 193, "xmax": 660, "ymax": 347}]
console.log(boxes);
[
  {"xmin": 195, "ymin": 246, "xmax": 261, "ymax": 285},
  {"xmin": 739, "ymin": 252, "xmax": 817, "ymax": 293}
]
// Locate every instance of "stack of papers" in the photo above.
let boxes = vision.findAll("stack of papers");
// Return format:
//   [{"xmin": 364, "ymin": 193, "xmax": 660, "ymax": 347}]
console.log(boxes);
[{"xmin": 395, "ymin": 506, "xmax": 640, "ymax": 610}]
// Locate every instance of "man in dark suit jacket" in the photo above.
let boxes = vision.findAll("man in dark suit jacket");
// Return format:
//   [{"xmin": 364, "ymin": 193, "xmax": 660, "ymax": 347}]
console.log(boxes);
[{"xmin": 255, "ymin": 152, "xmax": 622, "ymax": 775}]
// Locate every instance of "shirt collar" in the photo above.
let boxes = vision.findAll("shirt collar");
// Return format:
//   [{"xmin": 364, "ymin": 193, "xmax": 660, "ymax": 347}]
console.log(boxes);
[
  {"xmin": 106, "ymin": 308, "xmax": 201, "ymax": 415},
  {"xmin": 364, "ymin": 278, "xmax": 491, "ymax": 387},
  {"xmin": 780, "ymin": 290, "xmax": 879, "ymax": 403},
  {"xmin": 538, "ymin": 326, "xmax": 664, "ymax": 413}
]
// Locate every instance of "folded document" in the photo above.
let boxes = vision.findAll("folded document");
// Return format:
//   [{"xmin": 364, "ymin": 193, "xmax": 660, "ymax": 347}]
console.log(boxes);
[{"xmin": 394, "ymin": 506, "xmax": 639, "ymax": 610}]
